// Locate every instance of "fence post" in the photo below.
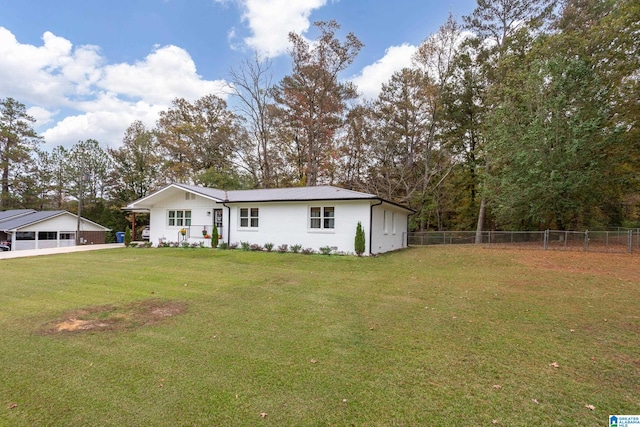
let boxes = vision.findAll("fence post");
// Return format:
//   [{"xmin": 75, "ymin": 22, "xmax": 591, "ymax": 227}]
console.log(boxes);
[
  {"xmin": 543, "ymin": 230, "xmax": 548, "ymax": 250},
  {"xmin": 584, "ymin": 230, "xmax": 589, "ymax": 252},
  {"xmin": 629, "ymin": 229, "xmax": 633, "ymax": 254}
]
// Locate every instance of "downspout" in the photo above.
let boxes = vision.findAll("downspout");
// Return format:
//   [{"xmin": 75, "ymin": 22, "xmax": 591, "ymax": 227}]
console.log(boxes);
[{"xmin": 369, "ymin": 199, "xmax": 383, "ymax": 255}]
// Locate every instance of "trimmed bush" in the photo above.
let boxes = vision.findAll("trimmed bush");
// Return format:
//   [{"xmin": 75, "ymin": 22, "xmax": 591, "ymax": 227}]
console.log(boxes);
[
  {"xmin": 211, "ymin": 224, "xmax": 219, "ymax": 248},
  {"xmin": 290, "ymin": 244, "xmax": 302, "ymax": 253},
  {"xmin": 124, "ymin": 226, "xmax": 132, "ymax": 247},
  {"xmin": 319, "ymin": 246, "xmax": 332, "ymax": 255},
  {"xmin": 264, "ymin": 242, "xmax": 274, "ymax": 252},
  {"xmin": 355, "ymin": 221, "xmax": 365, "ymax": 256}
]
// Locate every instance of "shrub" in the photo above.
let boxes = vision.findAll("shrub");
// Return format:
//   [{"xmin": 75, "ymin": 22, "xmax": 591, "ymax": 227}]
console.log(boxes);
[
  {"xmin": 264, "ymin": 242, "xmax": 274, "ymax": 252},
  {"xmin": 250, "ymin": 243, "xmax": 263, "ymax": 251},
  {"xmin": 290, "ymin": 244, "xmax": 302, "ymax": 253},
  {"xmin": 301, "ymin": 247, "xmax": 314, "ymax": 255},
  {"xmin": 211, "ymin": 224, "xmax": 219, "ymax": 248},
  {"xmin": 319, "ymin": 246, "xmax": 332, "ymax": 255},
  {"xmin": 229, "ymin": 242, "xmax": 239, "ymax": 250},
  {"xmin": 277, "ymin": 244, "xmax": 288, "ymax": 253},
  {"xmin": 129, "ymin": 242, "xmax": 138, "ymax": 248},
  {"xmin": 218, "ymin": 242, "xmax": 229, "ymax": 250},
  {"xmin": 355, "ymin": 221, "xmax": 366, "ymax": 256},
  {"xmin": 124, "ymin": 226, "xmax": 132, "ymax": 247},
  {"xmin": 240, "ymin": 241, "xmax": 251, "ymax": 251},
  {"xmin": 181, "ymin": 241, "xmax": 190, "ymax": 248}
]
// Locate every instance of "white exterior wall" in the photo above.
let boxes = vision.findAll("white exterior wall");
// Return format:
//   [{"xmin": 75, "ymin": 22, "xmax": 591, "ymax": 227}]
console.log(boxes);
[
  {"xmin": 227, "ymin": 201, "xmax": 372, "ymax": 254},
  {"xmin": 370, "ymin": 204, "xmax": 409, "ymax": 254},
  {"xmin": 148, "ymin": 192, "xmax": 225, "ymax": 245},
  {"xmin": 143, "ymin": 188, "xmax": 411, "ymax": 255},
  {"xmin": 12, "ymin": 214, "xmax": 105, "ymax": 251}
]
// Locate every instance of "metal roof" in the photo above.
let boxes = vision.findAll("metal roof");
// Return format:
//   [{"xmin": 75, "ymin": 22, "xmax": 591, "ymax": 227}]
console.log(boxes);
[
  {"xmin": 0, "ymin": 210, "xmax": 110, "ymax": 231},
  {"xmin": 127, "ymin": 183, "xmax": 414, "ymax": 213},
  {"xmin": 224, "ymin": 186, "xmax": 377, "ymax": 202},
  {"xmin": 0, "ymin": 209, "xmax": 36, "ymax": 221}
]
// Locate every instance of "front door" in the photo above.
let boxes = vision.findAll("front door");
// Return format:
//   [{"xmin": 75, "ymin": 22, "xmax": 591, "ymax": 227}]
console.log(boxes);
[{"xmin": 213, "ymin": 209, "xmax": 223, "ymax": 236}]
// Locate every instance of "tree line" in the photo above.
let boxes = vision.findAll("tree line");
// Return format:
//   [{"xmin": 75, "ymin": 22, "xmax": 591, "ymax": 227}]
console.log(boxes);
[{"xmin": 1, "ymin": 0, "xmax": 638, "ymax": 237}]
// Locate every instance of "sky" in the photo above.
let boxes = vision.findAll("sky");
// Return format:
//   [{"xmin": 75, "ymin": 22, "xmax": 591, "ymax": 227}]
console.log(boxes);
[{"xmin": 0, "ymin": 0, "xmax": 478, "ymax": 150}]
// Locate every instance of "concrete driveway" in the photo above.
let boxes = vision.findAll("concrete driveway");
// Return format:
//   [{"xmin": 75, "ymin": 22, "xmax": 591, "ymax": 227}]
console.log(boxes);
[{"xmin": 0, "ymin": 243, "xmax": 124, "ymax": 259}]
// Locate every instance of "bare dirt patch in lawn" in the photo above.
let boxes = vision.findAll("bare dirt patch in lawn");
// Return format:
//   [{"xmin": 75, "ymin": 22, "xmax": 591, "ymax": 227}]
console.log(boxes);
[{"xmin": 40, "ymin": 299, "xmax": 187, "ymax": 335}]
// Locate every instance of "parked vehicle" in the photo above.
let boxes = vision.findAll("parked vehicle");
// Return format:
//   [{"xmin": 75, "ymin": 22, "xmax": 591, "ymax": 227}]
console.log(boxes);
[
  {"xmin": 0, "ymin": 240, "xmax": 11, "ymax": 251},
  {"xmin": 141, "ymin": 226, "xmax": 150, "ymax": 240}
]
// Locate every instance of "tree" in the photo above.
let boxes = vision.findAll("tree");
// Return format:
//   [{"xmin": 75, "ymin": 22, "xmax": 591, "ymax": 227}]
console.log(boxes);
[
  {"xmin": 211, "ymin": 224, "xmax": 219, "ymax": 248},
  {"xmin": 0, "ymin": 98, "xmax": 42, "ymax": 208},
  {"xmin": 463, "ymin": 0, "xmax": 557, "ymax": 239},
  {"xmin": 156, "ymin": 95, "xmax": 249, "ymax": 186},
  {"xmin": 109, "ymin": 120, "xmax": 162, "ymax": 204},
  {"xmin": 229, "ymin": 54, "xmax": 278, "ymax": 187},
  {"xmin": 274, "ymin": 20, "xmax": 363, "ymax": 186},
  {"xmin": 354, "ymin": 221, "xmax": 365, "ymax": 256},
  {"xmin": 483, "ymin": 0, "xmax": 640, "ymax": 229},
  {"xmin": 367, "ymin": 68, "xmax": 437, "ymax": 208}
]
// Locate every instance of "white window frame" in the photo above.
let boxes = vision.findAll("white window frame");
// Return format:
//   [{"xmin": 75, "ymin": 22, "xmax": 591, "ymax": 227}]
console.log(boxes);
[
  {"xmin": 168, "ymin": 210, "xmax": 192, "ymax": 227},
  {"xmin": 239, "ymin": 207, "xmax": 259, "ymax": 229},
  {"xmin": 383, "ymin": 210, "xmax": 388, "ymax": 234},
  {"xmin": 392, "ymin": 211, "xmax": 396, "ymax": 235},
  {"xmin": 308, "ymin": 206, "xmax": 335, "ymax": 232}
]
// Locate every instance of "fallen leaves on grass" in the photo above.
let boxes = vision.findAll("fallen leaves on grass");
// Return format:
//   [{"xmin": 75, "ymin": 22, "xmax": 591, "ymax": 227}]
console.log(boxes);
[
  {"xmin": 532, "ymin": 398, "xmax": 540, "ymax": 405},
  {"xmin": 585, "ymin": 404, "xmax": 595, "ymax": 411},
  {"xmin": 492, "ymin": 384, "xmax": 502, "ymax": 390},
  {"xmin": 8, "ymin": 403, "xmax": 17, "ymax": 409},
  {"xmin": 259, "ymin": 412, "xmax": 268, "ymax": 418},
  {"xmin": 310, "ymin": 359, "xmax": 317, "ymax": 364},
  {"xmin": 549, "ymin": 362, "xmax": 560, "ymax": 368}
]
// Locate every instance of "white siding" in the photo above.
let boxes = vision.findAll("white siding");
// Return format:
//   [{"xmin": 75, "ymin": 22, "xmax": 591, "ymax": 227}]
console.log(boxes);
[
  {"xmin": 227, "ymin": 201, "xmax": 372, "ymax": 254},
  {"xmin": 148, "ymin": 192, "xmax": 225, "ymax": 245},
  {"xmin": 144, "ymin": 187, "xmax": 411, "ymax": 255},
  {"xmin": 12, "ymin": 213, "xmax": 106, "ymax": 250},
  {"xmin": 370, "ymin": 204, "xmax": 409, "ymax": 254}
]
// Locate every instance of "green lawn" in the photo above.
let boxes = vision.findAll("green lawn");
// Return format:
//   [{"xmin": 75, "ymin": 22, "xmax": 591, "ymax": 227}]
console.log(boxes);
[{"xmin": 1, "ymin": 246, "xmax": 638, "ymax": 426}]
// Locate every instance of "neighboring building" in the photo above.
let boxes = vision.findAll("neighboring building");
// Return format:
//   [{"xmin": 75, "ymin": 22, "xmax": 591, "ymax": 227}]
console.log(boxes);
[
  {"xmin": 0, "ymin": 210, "xmax": 110, "ymax": 251},
  {"xmin": 125, "ymin": 184, "xmax": 414, "ymax": 255}
]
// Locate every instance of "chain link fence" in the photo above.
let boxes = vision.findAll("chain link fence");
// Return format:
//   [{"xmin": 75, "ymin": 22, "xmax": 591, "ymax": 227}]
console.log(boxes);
[{"xmin": 407, "ymin": 229, "xmax": 640, "ymax": 253}]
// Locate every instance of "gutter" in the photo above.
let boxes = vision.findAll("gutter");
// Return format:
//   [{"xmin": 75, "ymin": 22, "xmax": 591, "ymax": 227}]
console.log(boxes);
[
  {"xmin": 369, "ymin": 199, "xmax": 383, "ymax": 255},
  {"xmin": 222, "ymin": 192, "xmax": 231, "ymax": 244}
]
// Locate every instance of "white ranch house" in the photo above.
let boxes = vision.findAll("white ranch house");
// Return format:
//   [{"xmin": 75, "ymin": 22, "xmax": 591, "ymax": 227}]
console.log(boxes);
[{"xmin": 125, "ymin": 184, "xmax": 413, "ymax": 255}]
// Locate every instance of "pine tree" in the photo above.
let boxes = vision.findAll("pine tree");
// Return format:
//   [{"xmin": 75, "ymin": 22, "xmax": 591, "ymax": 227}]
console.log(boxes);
[
  {"xmin": 354, "ymin": 221, "xmax": 365, "ymax": 256},
  {"xmin": 124, "ymin": 226, "xmax": 132, "ymax": 247},
  {"xmin": 212, "ymin": 224, "xmax": 219, "ymax": 248}
]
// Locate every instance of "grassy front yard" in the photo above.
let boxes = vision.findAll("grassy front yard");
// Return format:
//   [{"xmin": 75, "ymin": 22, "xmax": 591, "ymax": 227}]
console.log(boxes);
[{"xmin": 1, "ymin": 246, "xmax": 638, "ymax": 426}]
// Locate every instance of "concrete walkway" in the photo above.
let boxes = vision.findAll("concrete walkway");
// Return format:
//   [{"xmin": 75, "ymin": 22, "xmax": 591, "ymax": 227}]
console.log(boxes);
[{"xmin": 0, "ymin": 243, "xmax": 125, "ymax": 259}]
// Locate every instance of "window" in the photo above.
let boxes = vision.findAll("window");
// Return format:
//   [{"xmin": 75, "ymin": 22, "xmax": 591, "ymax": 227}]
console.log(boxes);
[
  {"xmin": 185, "ymin": 192, "xmax": 195, "ymax": 200},
  {"xmin": 309, "ymin": 207, "xmax": 335, "ymax": 230},
  {"xmin": 392, "ymin": 212, "xmax": 396, "ymax": 234},
  {"xmin": 383, "ymin": 210, "xmax": 388, "ymax": 233},
  {"xmin": 60, "ymin": 232, "xmax": 75, "ymax": 240},
  {"xmin": 38, "ymin": 231, "xmax": 57, "ymax": 240},
  {"xmin": 240, "ymin": 208, "xmax": 259, "ymax": 228},
  {"xmin": 168, "ymin": 210, "xmax": 191, "ymax": 227},
  {"xmin": 16, "ymin": 231, "xmax": 35, "ymax": 240}
]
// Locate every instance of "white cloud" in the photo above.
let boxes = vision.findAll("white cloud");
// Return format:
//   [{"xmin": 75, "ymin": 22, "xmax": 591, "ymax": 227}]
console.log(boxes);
[
  {"xmin": 225, "ymin": 0, "xmax": 327, "ymax": 58},
  {"xmin": 351, "ymin": 43, "xmax": 418, "ymax": 100},
  {"xmin": 0, "ymin": 27, "xmax": 231, "ymax": 149}
]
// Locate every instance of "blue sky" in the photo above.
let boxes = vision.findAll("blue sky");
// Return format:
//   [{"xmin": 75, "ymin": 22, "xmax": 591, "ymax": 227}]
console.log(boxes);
[{"xmin": 0, "ymin": 0, "xmax": 477, "ymax": 149}]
